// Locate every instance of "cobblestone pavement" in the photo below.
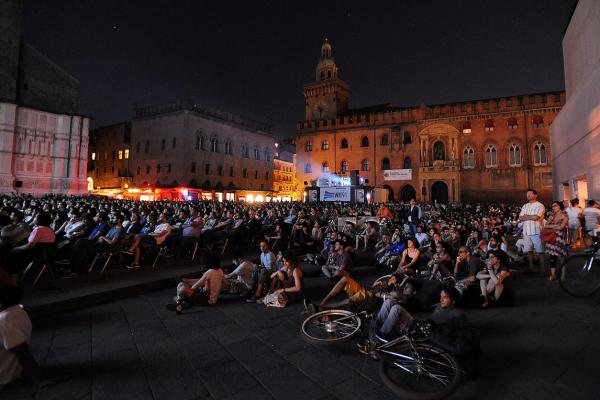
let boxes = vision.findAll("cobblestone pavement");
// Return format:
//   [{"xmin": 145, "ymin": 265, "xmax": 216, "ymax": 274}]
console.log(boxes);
[{"xmin": 3, "ymin": 271, "xmax": 600, "ymax": 400}]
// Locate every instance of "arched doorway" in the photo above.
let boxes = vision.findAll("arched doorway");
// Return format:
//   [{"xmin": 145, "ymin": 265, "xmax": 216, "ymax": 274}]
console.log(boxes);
[
  {"xmin": 431, "ymin": 181, "xmax": 448, "ymax": 203},
  {"xmin": 383, "ymin": 185, "xmax": 394, "ymax": 202},
  {"xmin": 400, "ymin": 184, "xmax": 416, "ymax": 202}
]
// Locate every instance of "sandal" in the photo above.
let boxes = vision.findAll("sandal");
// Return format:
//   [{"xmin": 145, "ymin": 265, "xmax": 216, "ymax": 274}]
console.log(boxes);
[{"xmin": 480, "ymin": 301, "xmax": 489, "ymax": 309}]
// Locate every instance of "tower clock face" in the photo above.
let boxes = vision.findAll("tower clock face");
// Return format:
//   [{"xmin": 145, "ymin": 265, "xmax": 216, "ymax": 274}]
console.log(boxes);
[{"xmin": 313, "ymin": 100, "xmax": 329, "ymax": 120}]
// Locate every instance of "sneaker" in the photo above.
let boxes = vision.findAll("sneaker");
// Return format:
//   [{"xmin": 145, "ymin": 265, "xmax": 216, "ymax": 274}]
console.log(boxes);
[
  {"xmin": 126, "ymin": 263, "xmax": 141, "ymax": 269},
  {"xmin": 306, "ymin": 303, "xmax": 317, "ymax": 316},
  {"xmin": 121, "ymin": 250, "xmax": 134, "ymax": 255},
  {"xmin": 246, "ymin": 296, "xmax": 258, "ymax": 303}
]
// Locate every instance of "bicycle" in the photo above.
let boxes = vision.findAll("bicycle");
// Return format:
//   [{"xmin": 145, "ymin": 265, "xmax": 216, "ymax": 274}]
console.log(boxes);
[
  {"xmin": 559, "ymin": 236, "xmax": 600, "ymax": 297},
  {"xmin": 300, "ymin": 309, "xmax": 462, "ymax": 400}
]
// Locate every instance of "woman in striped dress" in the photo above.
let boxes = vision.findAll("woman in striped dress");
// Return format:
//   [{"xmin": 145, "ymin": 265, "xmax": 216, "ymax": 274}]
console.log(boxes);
[{"xmin": 545, "ymin": 201, "xmax": 569, "ymax": 281}]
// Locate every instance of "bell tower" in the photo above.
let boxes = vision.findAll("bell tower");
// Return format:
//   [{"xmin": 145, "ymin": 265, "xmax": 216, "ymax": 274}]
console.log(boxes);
[{"xmin": 303, "ymin": 39, "xmax": 350, "ymax": 121}]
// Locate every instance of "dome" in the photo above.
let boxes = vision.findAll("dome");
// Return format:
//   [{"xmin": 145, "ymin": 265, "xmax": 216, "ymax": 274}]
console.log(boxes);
[{"xmin": 321, "ymin": 39, "xmax": 332, "ymax": 52}]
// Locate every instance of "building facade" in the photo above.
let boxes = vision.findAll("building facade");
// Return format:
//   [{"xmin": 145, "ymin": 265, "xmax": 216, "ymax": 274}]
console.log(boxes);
[
  {"xmin": 90, "ymin": 100, "xmax": 275, "ymax": 201},
  {"xmin": 273, "ymin": 145, "xmax": 297, "ymax": 201},
  {"xmin": 550, "ymin": 0, "xmax": 600, "ymax": 203},
  {"xmin": 296, "ymin": 41, "xmax": 565, "ymax": 203},
  {"xmin": 0, "ymin": 0, "xmax": 90, "ymax": 195},
  {"xmin": 88, "ymin": 122, "xmax": 132, "ymax": 191}
]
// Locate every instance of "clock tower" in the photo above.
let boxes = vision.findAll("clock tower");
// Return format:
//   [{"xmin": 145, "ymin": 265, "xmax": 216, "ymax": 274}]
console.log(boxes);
[{"xmin": 303, "ymin": 39, "xmax": 350, "ymax": 121}]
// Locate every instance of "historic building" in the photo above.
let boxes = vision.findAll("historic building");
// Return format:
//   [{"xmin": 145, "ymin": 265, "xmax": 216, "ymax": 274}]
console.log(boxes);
[
  {"xmin": 88, "ymin": 122, "xmax": 132, "ymax": 191},
  {"xmin": 551, "ymin": 0, "xmax": 600, "ymax": 202},
  {"xmin": 273, "ymin": 143, "xmax": 297, "ymax": 201},
  {"xmin": 92, "ymin": 100, "xmax": 276, "ymax": 201},
  {"xmin": 296, "ymin": 40, "xmax": 565, "ymax": 203},
  {"xmin": 0, "ymin": 0, "xmax": 90, "ymax": 195}
]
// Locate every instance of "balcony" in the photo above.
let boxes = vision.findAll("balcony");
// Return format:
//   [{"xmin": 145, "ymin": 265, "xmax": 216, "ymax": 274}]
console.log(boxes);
[{"xmin": 420, "ymin": 159, "xmax": 460, "ymax": 172}]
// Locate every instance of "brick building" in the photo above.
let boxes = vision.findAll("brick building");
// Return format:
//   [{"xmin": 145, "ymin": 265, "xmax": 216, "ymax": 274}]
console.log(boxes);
[
  {"xmin": 296, "ymin": 40, "xmax": 565, "ymax": 203},
  {"xmin": 91, "ymin": 100, "xmax": 276, "ymax": 201},
  {"xmin": 0, "ymin": 0, "xmax": 90, "ymax": 195}
]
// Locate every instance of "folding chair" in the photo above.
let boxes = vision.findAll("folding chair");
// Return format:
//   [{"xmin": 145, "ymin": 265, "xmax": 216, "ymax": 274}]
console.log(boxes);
[
  {"xmin": 22, "ymin": 243, "xmax": 58, "ymax": 287},
  {"xmin": 152, "ymin": 242, "xmax": 168, "ymax": 268}
]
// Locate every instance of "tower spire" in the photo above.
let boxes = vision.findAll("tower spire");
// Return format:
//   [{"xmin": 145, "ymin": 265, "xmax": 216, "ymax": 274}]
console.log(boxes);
[{"xmin": 316, "ymin": 38, "xmax": 337, "ymax": 81}]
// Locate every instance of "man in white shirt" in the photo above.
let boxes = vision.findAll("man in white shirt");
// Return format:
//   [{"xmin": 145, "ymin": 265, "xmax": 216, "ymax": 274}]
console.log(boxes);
[
  {"xmin": 124, "ymin": 212, "xmax": 171, "ymax": 269},
  {"xmin": 225, "ymin": 251, "xmax": 254, "ymax": 295},
  {"xmin": 519, "ymin": 189, "xmax": 546, "ymax": 273},
  {"xmin": 583, "ymin": 200, "xmax": 600, "ymax": 237},
  {"xmin": 0, "ymin": 286, "xmax": 41, "ymax": 388},
  {"xmin": 565, "ymin": 198, "xmax": 583, "ymax": 245}
]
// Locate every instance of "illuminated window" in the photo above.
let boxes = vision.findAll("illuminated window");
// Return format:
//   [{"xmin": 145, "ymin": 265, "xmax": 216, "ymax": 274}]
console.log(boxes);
[
  {"xmin": 91, "ymin": 152, "xmax": 96, "ymax": 160},
  {"xmin": 118, "ymin": 150, "xmax": 123, "ymax": 160},
  {"xmin": 340, "ymin": 160, "xmax": 348, "ymax": 174},
  {"xmin": 322, "ymin": 162, "xmax": 329, "ymax": 172},
  {"xmin": 322, "ymin": 140, "xmax": 329, "ymax": 150},
  {"xmin": 361, "ymin": 159, "xmax": 369, "ymax": 171},
  {"xmin": 305, "ymin": 141, "xmax": 312, "ymax": 152},
  {"xmin": 124, "ymin": 149, "xmax": 129, "ymax": 159}
]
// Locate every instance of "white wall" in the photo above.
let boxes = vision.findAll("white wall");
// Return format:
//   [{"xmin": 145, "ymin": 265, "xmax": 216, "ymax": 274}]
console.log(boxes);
[{"xmin": 551, "ymin": 0, "xmax": 600, "ymax": 202}]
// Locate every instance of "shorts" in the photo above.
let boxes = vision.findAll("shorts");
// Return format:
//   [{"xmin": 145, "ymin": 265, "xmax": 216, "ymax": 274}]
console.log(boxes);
[{"xmin": 523, "ymin": 234, "xmax": 543, "ymax": 253}]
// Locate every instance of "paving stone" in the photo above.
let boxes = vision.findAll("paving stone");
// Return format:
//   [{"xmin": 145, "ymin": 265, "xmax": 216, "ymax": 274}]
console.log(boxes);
[
  {"xmin": 208, "ymin": 322, "xmax": 251, "ymax": 345},
  {"xmin": 129, "ymin": 319, "xmax": 170, "ymax": 343},
  {"xmin": 222, "ymin": 386, "xmax": 275, "ymax": 400},
  {"xmin": 285, "ymin": 347, "xmax": 357, "ymax": 386},
  {"xmin": 255, "ymin": 364, "xmax": 329, "ymax": 400},
  {"xmin": 144, "ymin": 364, "xmax": 210, "ymax": 400},
  {"xmin": 226, "ymin": 337, "xmax": 287, "ymax": 373},
  {"xmin": 197, "ymin": 359, "xmax": 260, "ymax": 399}
]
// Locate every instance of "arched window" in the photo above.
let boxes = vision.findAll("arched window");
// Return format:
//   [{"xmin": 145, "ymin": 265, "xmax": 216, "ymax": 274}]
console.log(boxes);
[
  {"xmin": 211, "ymin": 138, "xmax": 219, "ymax": 153},
  {"xmin": 509, "ymin": 144, "xmax": 521, "ymax": 166},
  {"xmin": 254, "ymin": 146, "xmax": 260, "ymax": 160},
  {"xmin": 403, "ymin": 157, "xmax": 412, "ymax": 169},
  {"xmin": 380, "ymin": 134, "xmax": 389, "ymax": 146},
  {"xmin": 305, "ymin": 141, "xmax": 313, "ymax": 152},
  {"xmin": 136, "ymin": 166, "xmax": 141, "ymax": 175},
  {"xmin": 264, "ymin": 148, "xmax": 271, "ymax": 161},
  {"xmin": 534, "ymin": 141, "xmax": 547, "ymax": 165},
  {"xmin": 144, "ymin": 140, "xmax": 150, "ymax": 153},
  {"xmin": 304, "ymin": 163, "xmax": 312, "ymax": 173},
  {"xmin": 340, "ymin": 160, "xmax": 348, "ymax": 174},
  {"xmin": 242, "ymin": 143, "xmax": 249, "ymax": 158},
  {"xmin": 322, "ymin": 140, "xmax": 329, "ymax": 150},
  {"xmin": 381, "ymin": 158, "xmax": 390, "ymax": 170},
  {"xmin": 433, "ymin": 141, "xmax": 445, "ymax": 160},
  {"xmin": 340, "ymin": 138, "xmax": 349, "ymax": 149},
  {"xmin": 361, "ymin": 159, "xmax": 369, "ymax": 171},
  {"xmin": 322, "ymin": 162, "xmax": 329, "ymax": 172},
  {"xmin": 320, "ymin": 71, "xmax": 324, "ymax": 80},
  {"xmin": 361, "ymin": 136, "xmax": 370, "ymax": 147},
  {"xmin": 463, "ymin": 146, "xmax": 475, "ymax": 168},
  {"xmin": 225, "ymin": 140, "xmax": 232, "ymax": 155},
  {"xmin": 485, "ymin": 145, "xmax": 498, "ymax": 167}
]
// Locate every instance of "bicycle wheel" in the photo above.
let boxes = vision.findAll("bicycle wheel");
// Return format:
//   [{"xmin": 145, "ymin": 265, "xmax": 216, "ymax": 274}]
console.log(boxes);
[
  {"xmin": 301, "ymin": 309, "xmax": 362, "ymax": 346},
  {"xmin": 559, "ymin": 254, "xmax": 600, "ymax": 297},
  {"xmin": 379, "ymin": 343, "xmax": 462, "ymax": 400}
]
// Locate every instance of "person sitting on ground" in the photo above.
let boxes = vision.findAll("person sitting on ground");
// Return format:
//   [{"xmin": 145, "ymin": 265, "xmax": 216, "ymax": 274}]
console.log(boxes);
[
  {"xmin": 123, "ymin": 212, "xmax": 171, "ymax": 269},
  {"xmin": 355, "ymin": 221, "xmax": 378, "ymax": 251},
  {"xmin": 322, "ymin": 240, "xmax": 353, "ymax": 279},
  {"xmin": 374, "ymin": 234, "xmax": 393, "ymax": 258},
  {"xmin": 476, "ymin": 249, "xmax": 512, "ymax": 308},
  {"xmin": 453, "ymin": 246, "xmax": 483, "ymax": 297},
  {"xmin": 0, "ymin": 285, "xmax": 44, "ymax": 389},
  {"xmin": 167, "ymin": 252, "xmax": 227, "ymax": 311},
  {"xmin": 246, "ymin": 240, "xmax": 277, "ymax": 303},
  {"xmin": 262, "ymin": 253, "xmax": 303, "ymax": 306},
  {"xmin": 396, "ymin": 237, "xmax": 421, "ymax": 275},
  {"xmin": 225, "ymin": 251, "xmax": 254, "ymax": 296},
  {"xmin": 310, "ymin": 274, "xmax": 419, "ymax": 315},
  {"xmin": 426, "ymin": 242, "xmax": 453, "ymax": 280}
]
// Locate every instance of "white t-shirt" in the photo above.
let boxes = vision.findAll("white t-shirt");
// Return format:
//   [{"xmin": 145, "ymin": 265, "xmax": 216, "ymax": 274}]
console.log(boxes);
[
  {"xmin": 519, "ymin": 201, "xmax": 545, "ymax": 236},
  {"xmin": 196, "ymin": 269, "xmax": 227, "ymax": 305},
  {"xmin": 583, "ymin": 207, "xmax": 600, "ymax": 231},
  {"xmin": 565, "ymin": 207, "xmax": 582, "ymax": 222},
  {"xmin": 153, "ymin": 223, "xmax": 171, "ymax": 244},
  {"xmin": 0, "ymin": 305, "xmax": 32, "ymax": 385}
]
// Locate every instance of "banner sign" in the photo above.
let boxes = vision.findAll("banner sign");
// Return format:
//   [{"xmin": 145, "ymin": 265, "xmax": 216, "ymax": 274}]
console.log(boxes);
[
  {"xmin": 320, "ymin": 186, "xmax": 352, "ymax": 202},
  {"xmin": 383, "ymin": 169, "xmax": 412, "ymax": 181}
]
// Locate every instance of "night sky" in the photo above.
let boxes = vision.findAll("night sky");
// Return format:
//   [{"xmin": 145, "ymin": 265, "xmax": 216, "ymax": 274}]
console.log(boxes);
[{"xmin": 22, "ymin": 0, "xmax": 576, "ymax": 138}]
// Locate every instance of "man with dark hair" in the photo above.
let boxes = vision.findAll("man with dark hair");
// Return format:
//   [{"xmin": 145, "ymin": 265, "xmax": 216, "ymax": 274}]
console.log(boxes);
[
  {"xmin": 321, "ymin": 240, "xmax": 353, "ymax": 279},
  {"xmin": 407, "ymin": 198, "xmax": 421, "ymax": 237},
  {"xmin": 0, "ymin": 286, "xmax": 43, "ymax": 388},
  {"xmin": 519, "ymin": 188, "xmax": 545, "ymax": 273}
]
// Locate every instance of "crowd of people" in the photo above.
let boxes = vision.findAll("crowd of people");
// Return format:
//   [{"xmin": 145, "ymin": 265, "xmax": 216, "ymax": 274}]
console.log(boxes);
[{"xmin": 1, "ymin": 189, "xmax": 600, "ymax": 389}]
